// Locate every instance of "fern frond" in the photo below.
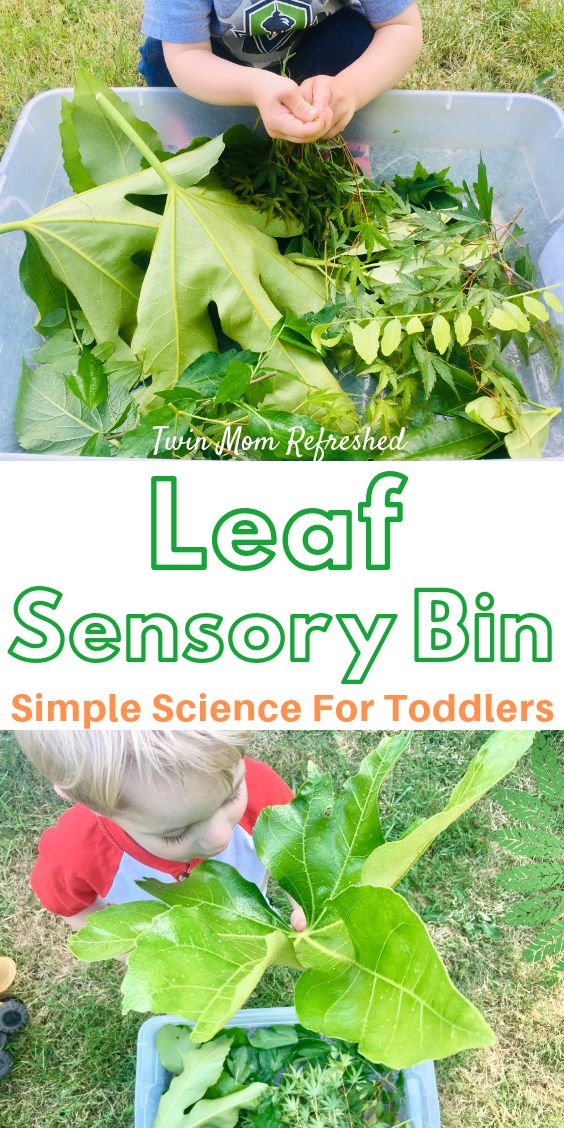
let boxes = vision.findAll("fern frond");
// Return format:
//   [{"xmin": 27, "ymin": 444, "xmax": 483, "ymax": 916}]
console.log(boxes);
[
  {"xmin": 531, "ymin": 735, "xmax": 564, "ymax": 805},
  {"xmin": 496, "ymin": 788, "xmax": 558, "ymax": 828},
  {"xmin": 502, "ymin": 893, "xmax": 564, "ymax": 927},
  {"xmin": 522, "ymin": 921, "xmax": 564, "ymax": 963},
  {"xmin": 498, "ymin": 860, "xmax": 564, "ymax": 892},
  {"xmin": 493, "ymin": 826, "xmax": 563, "ymax": 859}
]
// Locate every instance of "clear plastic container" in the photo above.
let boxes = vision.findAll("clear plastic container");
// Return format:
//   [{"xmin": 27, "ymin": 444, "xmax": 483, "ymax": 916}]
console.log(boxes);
[
  {"xmin": 134, "ymin": 1007, "xmax": 441, "ymax": 1128},
  {"xmin": 1, "ymin": 89, "xmax": 563, "ymax": 456}
]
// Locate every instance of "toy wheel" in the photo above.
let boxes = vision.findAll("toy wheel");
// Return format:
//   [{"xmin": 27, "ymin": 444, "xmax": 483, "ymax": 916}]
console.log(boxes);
[
  {"xmin": 0, "ymin": 1048, "xmax": 13, "ymax": 1080},
  {"xmin": 0, "ymin": 998, "xmax": 29, "ymax": 1035}
]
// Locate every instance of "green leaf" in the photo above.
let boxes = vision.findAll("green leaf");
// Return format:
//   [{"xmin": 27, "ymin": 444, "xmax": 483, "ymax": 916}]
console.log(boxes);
[
  {"xmin": 154, "ymin": 1037, "xmax": 233, "ymax": 1126},
  {"xmin": 454, "ymin": 311, "xmax": 473, "ymax": 345},
  {"xmin": 498, "ymin": 861, "xmax": 563, "ymax": 893},
  {"xmin": 255, "ymin": 736, "xmax": 411, "ymax": 928},
  {"xmin": 295, "ymin": 887, "xmax": 494, "ymax": 1068},
  {"xmin": 405, "ymin": 316, "xmax": 425, "ymax": 335},
  {"xmin": 505, "ymin": 406, "xmax": 561, "ymax": 459},
  {"xmin": 431, "ymin": 314, "xmax": 451, "ymax": 354},
  {"xmin": 162, "ymin": 1084, "xmax": 268, "ymax": 1128},
  {"xmin": 81, "ymin": 432, "xmax": 113, "ymax": 457},
  {"xmin": 523, "ymin": 295, "xmax": 550, "ymax": 323},
  {"xmin": 16, "ymin": 359, "xmax": 132, "ymax": 455},
  {"xmin": 68, "ymin": 350, "xmax": 108, "ymax": 409},
  {"xmin": 380, "ymin": 318, "xmax": 402, "ymax": 357},
  {"xmin": 215, "ymin": 359, "xmax": 253, "ymax": 405},
  {"xmin": 489, "ymin": 308, "xmax": 519, "ymax": 332},
  {"xmin": 19, "ymin": 234, "xmax": 68, "ymax": 320},
  {"xmin": 503, "ymin": 893, "xmax": 564, "ymax": 928},
  {"xmin": 473, "ymin": 156, "xmax": 494, "ymax": 222},
  {"xmin": 412, "ymin": 339, "xmax": 436, "ymax": 397},
  {"xmin": 493, "ymin": 826, "xmax": 563, "ymax": 859},
  {"xmin": 531, "ymin": 735, "xmax": 564, "ymax": 804},
  {"xmin": 69, "ymin": 901, "xmax": 166, "ymax": 960},
  {"xmin": 34, "ymin": 328, "xmax": 81, "ymax": 375},
  {"xmin": 543, "ymin": 290, "xmax": 563, "ymax": 312},
  {"xmin": 121, "ymin": 906, "xmax": 293, "ymax": 1041},
  {"xmin": 465, "ymin": 395, "xmax": 512, "ymax": 434},
  {"xmin": 349, "ymin": 320, "xmax": 381, "ymax": 364},
  {"xmin": 115, "ymin": 406, "xmax": 181, "ymax": 458},
  {"xmin": 61, "ymin": 69, "xmax": 162, "ymax": 191},
  {"xmin": 496, "ymin": 789, "xmax": 560, "ymax": 828},
  {"xmin": 522, "ymin": 921, "xmax": 564, "ymax": 964},
  {"xmin": 379, "ymin": 415, "xmax": 499, "ymax": 460},
  {"xmin": 157, "ymin": 1025, "xmax": 194, "ymax": 1075},
  {"xmin": 362, "ymin": 732, "xmax": 534, "ymax": 887},
  {"xmin": 1, "ymin": 141, "xmax": 225, "ymax": 351}
]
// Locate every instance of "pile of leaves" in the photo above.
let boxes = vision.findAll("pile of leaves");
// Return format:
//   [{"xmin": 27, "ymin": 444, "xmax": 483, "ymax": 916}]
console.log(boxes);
[
  {"xmin": 154, "ymin": 1022, "xmax": 404, "ymax": 1127},
  {"xmin": 495, "ymin": 733, "xmax": 563, "ymax": 985},
  {"xmin": 71, "ymin": 731, "xmax": 534, "ymax": 1070},
  {"xmin": 0, "ymin": 71, "xmax": 562, "ymax": 459}
]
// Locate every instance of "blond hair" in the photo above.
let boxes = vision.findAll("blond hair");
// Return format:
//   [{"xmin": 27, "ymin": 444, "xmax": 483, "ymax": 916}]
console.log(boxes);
[{"xmin": 17, "ymin": 730, "xmax": 249, "ymax": 816}]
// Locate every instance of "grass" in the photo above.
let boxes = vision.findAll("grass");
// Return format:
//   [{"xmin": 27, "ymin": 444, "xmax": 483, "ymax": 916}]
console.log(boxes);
[
  {"xmin": 0, "ymin": 0, "xmax": 563, "ymax": 150},
  {"xmin": 0, "ymin": 730, "xmax": 562, "ymax": 1127}
]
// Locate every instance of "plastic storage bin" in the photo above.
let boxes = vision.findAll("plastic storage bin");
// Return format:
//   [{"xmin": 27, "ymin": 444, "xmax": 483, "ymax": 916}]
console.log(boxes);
[
  {"xmin": 134, "ymin": 1007, "xmax": 441, "ymax": 1128},
  {"xmin": 1, "ymin": 89, "xmax": 563, "ymax": 456}
]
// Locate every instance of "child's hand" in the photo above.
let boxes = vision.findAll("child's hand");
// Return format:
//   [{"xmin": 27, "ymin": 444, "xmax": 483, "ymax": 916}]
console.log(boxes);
[
  {"xmin": 299, "ymin": 75, "xmax": 357, "ymax": 139},
  {"xmin": 288, "ymin": 896, "xmax": 307, "ymax": 932},
  {"xmin": 252, "ymin": 71, "xmax": 333, "ymax": 142}
]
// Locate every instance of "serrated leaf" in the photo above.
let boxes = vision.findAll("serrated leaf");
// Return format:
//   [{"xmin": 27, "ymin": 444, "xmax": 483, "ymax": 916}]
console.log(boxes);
[
  {"xmin": 16, "ymin": 359, "xmax": 132, "ymax": 455},
  {"xmin": 412, "ymin": 339, "xmax": 436, "ymax": 397},
  {"xmin": 69, "ymin": 901, "xmax": 166, "ymax": 960},
  {"xmin": 254, "ymin": 735, "xmax": 412, "ymax": 928},
  {"xmin": 215, "ymin": 360, "xmax": 253, "ymax": 405},
  {"xmin": 34, "ymin": 328, "xmax": 81, "ymax": 376},
  {"xmin": 81, "ymin": 432, "xmax": 113, "ymax": 457},
  {"xmin": 19, "ymin": 235, "xmax": 69, "ymax": 320},
  {"xmin": 295, "ymin": 887, "xmax": 494, "ymax": 1068},
  {"xmin": 362, "ymin": 732, "xmax": 534, "ymax": 887},
  {"xmin": 454, "ymin": 311, "xmax": 472, "ymax": 345},
  {"xmin": 431, "ymin": 314, "xmax": 451, "ymax": 354},
  {"xmin": 349, "ymin": 319, "xmax": 381, "ymax": 364},
  {"xmin": 380, "ymin": 318, "xmax": 402, "ymax": 357},
  {"xmin": 68, "ymin": 350, "xmax": 108, "ymax": 409}
]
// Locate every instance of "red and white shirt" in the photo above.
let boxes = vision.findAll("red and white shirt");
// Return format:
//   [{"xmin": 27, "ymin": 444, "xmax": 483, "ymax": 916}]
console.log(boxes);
[{"xmin": 31, "ymin": 757, "xmax": 292, "ymax": 916}]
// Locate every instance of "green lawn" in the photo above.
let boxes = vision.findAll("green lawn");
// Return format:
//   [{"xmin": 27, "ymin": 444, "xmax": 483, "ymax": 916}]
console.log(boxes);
[
  {"xmin": 0, "ymin": 730, "xmax": 562, "ymax": 1128},
  {"xmin": 0, "ymin": 0, "xmax": 563, "ymax": 150}
]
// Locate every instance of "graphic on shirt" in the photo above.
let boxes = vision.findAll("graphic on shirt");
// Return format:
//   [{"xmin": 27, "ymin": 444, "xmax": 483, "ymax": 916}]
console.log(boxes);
[{"xmin": 245, "ymin": 0, "xmax": 312, "ymax": 36}]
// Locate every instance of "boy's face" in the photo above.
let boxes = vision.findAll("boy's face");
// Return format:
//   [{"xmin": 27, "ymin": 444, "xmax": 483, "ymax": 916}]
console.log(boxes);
[{"xmin": 111, "ymin": 760, "xmax": 248, "ymax": 862}]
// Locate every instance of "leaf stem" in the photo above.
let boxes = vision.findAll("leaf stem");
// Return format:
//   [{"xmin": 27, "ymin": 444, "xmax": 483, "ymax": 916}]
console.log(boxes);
[{"xmin": 95, "ymin": 94, "xmax": 178, "ymax": 192}]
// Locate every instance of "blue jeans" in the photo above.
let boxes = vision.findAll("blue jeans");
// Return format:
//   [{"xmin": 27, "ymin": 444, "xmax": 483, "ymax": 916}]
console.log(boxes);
[{"xmin": 138, "ymin": 8, "xmax": 374, "ymax": 87}]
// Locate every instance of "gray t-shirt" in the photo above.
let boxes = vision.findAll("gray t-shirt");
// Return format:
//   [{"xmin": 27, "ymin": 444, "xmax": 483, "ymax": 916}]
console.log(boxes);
[{"xmin": 142, "ymin": 0, "xmax": 411, "ymax": 68}]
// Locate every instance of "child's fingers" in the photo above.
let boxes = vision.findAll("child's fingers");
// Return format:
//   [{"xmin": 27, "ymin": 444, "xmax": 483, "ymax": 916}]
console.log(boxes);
[
  {"xmin": 308, "ymin": 75, "xmax": 333, "ymax": 110},
  {"xmin": 269, "ymin": 107, "xmax": 333, "ymax": 143},
  {"xmin": 281, "ymin": 87, "xmax": 319, "ymax": 124},
  {"xmin": 290, "ymin": 905, "xmax": 308, "ymax": 932}
]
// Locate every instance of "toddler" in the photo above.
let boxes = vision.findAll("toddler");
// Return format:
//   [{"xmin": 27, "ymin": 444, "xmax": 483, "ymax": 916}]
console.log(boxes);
[
  {"xmin": 18, "ymin": 730, "xmax": 306, "ymax": 932},
  {"xmin": 139, "ymin": 0, "xmax": 423, "ymax": 142}
]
